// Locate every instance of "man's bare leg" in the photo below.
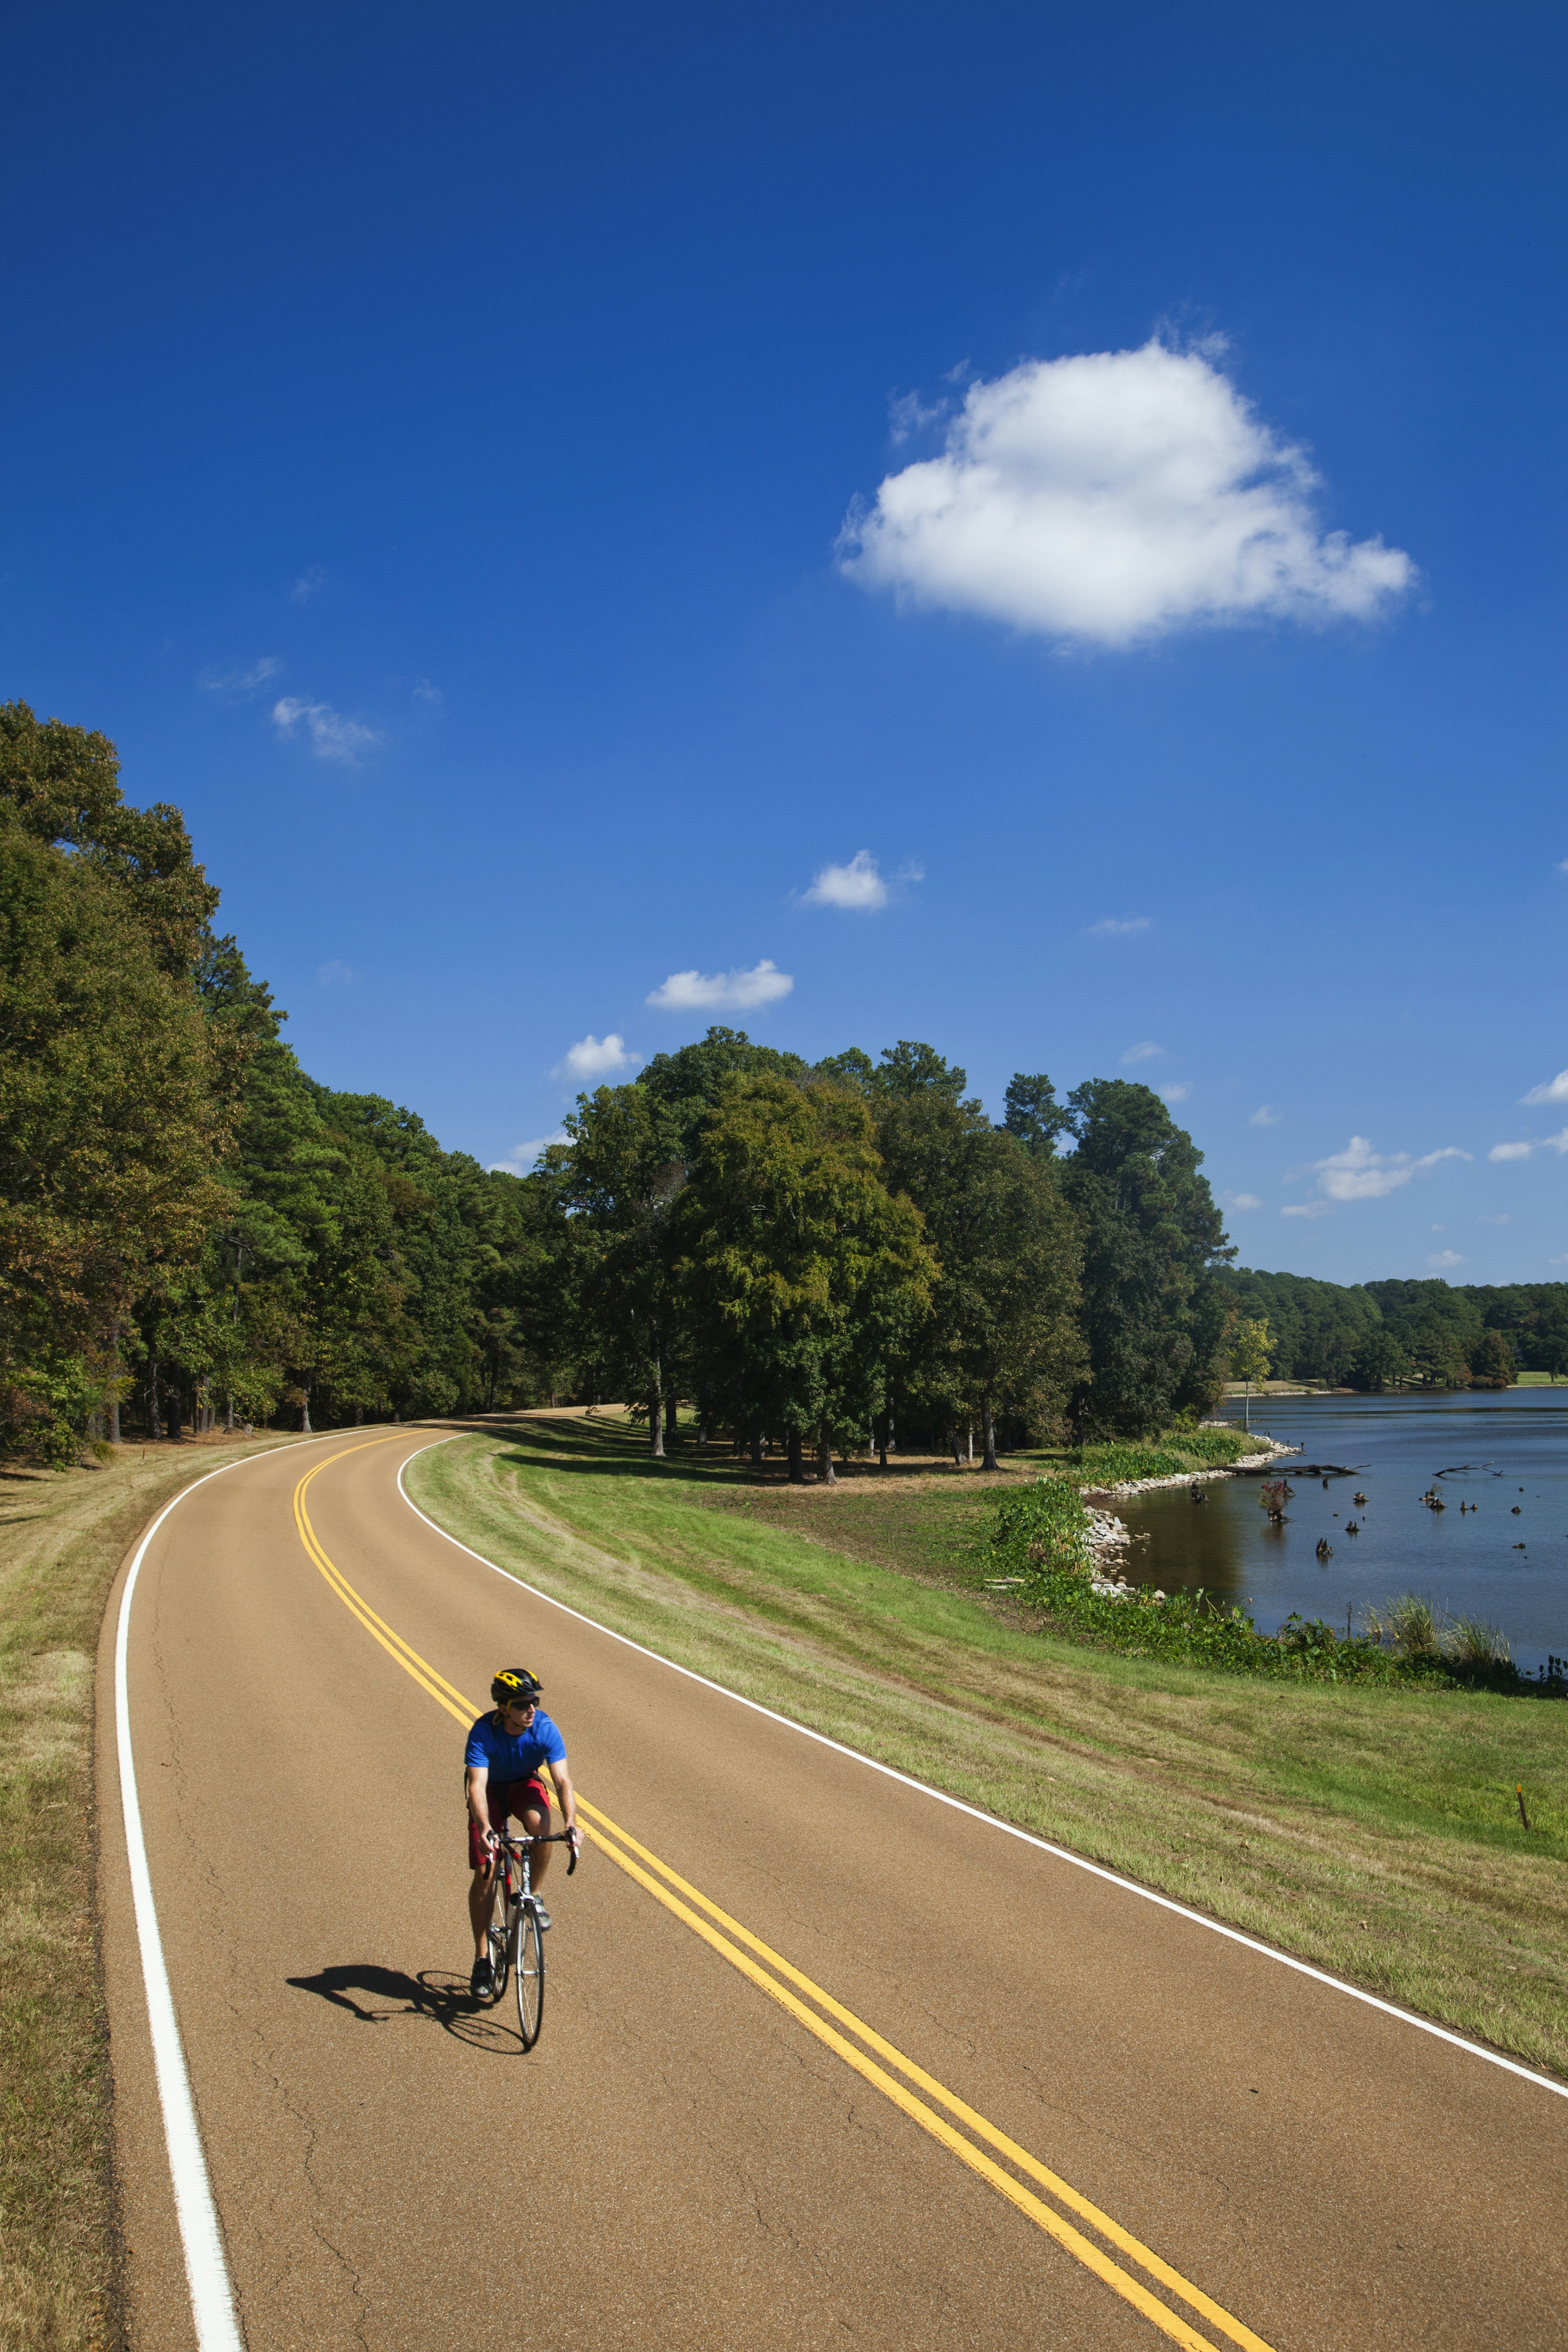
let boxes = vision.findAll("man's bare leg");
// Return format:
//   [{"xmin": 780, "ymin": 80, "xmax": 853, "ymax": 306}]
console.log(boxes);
[{"xmin": 469, "ymin": 1856, "xmax": 500, "ymax": 1960}]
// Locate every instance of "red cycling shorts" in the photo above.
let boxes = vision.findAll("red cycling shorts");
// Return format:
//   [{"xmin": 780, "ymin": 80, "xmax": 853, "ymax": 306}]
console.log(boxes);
[{"xmin": 468, "ymin": 1774, "xmax": 551, "ymax": 1868}]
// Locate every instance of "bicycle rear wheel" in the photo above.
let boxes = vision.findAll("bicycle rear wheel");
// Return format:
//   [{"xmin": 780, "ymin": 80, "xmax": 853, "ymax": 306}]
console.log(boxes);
[{"xmin": 515, "ymin": 1902, "xmax": 545, "ymax": 2047}]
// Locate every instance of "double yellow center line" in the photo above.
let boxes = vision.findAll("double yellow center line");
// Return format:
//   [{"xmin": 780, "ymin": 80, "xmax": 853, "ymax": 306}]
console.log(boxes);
[{"xmin": 293, "ymin": 1443, "xmax": 1274, "ymax": 2352}]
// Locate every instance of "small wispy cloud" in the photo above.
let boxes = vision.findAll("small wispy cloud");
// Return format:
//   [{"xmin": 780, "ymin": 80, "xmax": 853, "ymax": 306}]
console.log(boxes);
[
  {"xmin": 1290, "ymin": 1134, "xmax": 1471, "ymax": 1209},
  {"xmin": 1521, "ymin": 1069, "xmax": 1568, "ymax": 1105},
  {"xmin": 316, "ymin": 960, "xmax": 360, "ymax": 986},
  {"xmin": 647, "ymin": 960, "xmax": 793, "ymax": 1011},
  {"xmin": 802, "ymin": 851, "xmax": 913, "ymax": 911},
  {"xmin": 1477, "ymin": 1214, "xmax": 1513, "ymax": 1226},
  {"xmin": 552, "ymin": 1033, "xmax": 639, "ymax": 1082},
  {"xmin": 1160, "ymin": 1082, "xmax": 1191, "ymax": 1103},
  {"xmin": 1489, "ymin": 1128, "xmax": 1568, "ymax": 1163},
  {"xmin": 290, "ymin": 565, "xmax": 325, "ymax": 601},
  {"xmin": 1220, "ymin": 1190, "xmax": 1262, "ymax": 1212},
  {"xmin": 410, "ymin": 678, "xmax": 443, "ymax": 711},
  {"xmin": 490, "ymin": 1132, "xmax": 568, "ymax": 1174},
  {"xmin": 1428, "ymin": 1249, "xmax": 1465, "ymax": 1270},
  {"xmin": 201, "ymin": 656, "xmax": 281, "ymax": 697},
  {"xmin": 1120, "ymin": 1041, "xmax": 1164, "ymax": 1064},
  {"xmin": 889, "ymin": 390, "xmax": 948, "ymax": 445},
  {"xmin": 1250, "ymin": 1105, "xmax": 1282, "ymax": 1127},
  {"xmin": 1556, "ymin": 861, "xmax": 1568, "ymax": 875},
  {"xmin": 1282, "ymin": 1200, "xmax": 1332, "ymax": 1220},
  {"xmin": 272, "ymin": 697, "xmax": 379, "ymax": 763},
  {"xmin": 1087, "ymin": 914, "xmax": 1151, "ymax": 937}
]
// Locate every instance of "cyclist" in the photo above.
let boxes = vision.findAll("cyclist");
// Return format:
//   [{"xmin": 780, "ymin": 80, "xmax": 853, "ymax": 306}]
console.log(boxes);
[{"xmin": 466, "ymin": 1667, "xmax": 580, "ymax": 2001}]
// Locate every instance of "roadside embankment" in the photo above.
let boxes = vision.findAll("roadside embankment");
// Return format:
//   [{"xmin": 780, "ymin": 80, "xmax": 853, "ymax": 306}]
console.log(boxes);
[{"xmin": 408, "ymin": 1416, "xmax": 1568, "ymax": 2082}]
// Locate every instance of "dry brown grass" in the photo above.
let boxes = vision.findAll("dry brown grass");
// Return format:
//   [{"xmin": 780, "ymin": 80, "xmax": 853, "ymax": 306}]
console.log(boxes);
[{"xmin": 0, "ymin": 1434, "xmax": 299, "ymax": 2352}]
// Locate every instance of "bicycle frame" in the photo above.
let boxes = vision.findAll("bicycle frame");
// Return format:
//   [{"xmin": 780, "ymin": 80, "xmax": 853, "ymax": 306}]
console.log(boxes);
[{"xmin": 483, "ymin": 1829, "xmax": 578, "ymax": 2047}]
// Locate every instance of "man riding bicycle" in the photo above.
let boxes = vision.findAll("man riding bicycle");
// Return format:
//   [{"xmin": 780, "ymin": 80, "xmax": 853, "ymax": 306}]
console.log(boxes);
[{"xmin": 466, "ymin": 1667, "xmax": 580, "ymax": 2001}]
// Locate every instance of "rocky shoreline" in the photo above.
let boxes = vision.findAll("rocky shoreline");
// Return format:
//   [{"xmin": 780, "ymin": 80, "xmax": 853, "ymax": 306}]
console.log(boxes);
[{"xmin": 1078, "ymin": 1433, "xmax": 1300, "ymax": 1604}]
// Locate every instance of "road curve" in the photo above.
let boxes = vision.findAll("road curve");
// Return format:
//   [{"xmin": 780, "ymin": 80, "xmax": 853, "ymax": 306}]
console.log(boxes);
[{"xmin": 97, "ymin": 1425, "xmax": 1567, "ymax": 2351}]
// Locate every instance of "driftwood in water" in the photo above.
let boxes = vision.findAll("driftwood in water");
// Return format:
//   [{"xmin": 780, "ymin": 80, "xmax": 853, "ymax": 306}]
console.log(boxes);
[{"xmin": 1235, "ymin": 1460, "xmax": 1362, "ymax": 1478}]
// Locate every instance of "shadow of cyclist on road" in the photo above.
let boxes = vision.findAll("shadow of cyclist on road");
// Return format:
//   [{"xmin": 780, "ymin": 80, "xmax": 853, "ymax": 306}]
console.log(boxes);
[{"xmin": 286, "ymin": 1964, "xmax": 527, "ymax": 2054}]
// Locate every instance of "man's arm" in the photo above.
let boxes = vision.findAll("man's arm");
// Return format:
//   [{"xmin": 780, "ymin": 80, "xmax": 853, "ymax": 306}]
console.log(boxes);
[
  {"xmin": 465, "ymin": 1763, "xmax": 493, "ymax": 1852},
  {"xmin": 546, "ymin": 1755, "xmax": 580, "ymax": 1852}
]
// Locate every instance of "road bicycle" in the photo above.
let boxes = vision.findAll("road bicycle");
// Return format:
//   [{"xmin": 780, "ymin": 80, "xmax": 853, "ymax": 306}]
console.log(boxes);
[{"xmin": 485, "ymin": 1829, "xmax": 577, "ymax": 2049}]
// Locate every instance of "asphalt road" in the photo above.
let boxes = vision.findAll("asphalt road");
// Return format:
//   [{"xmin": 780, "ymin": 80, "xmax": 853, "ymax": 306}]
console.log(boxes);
[{"xmin": 98, "ymin": 1426, "xmax": 1568, "ymax": 2351}]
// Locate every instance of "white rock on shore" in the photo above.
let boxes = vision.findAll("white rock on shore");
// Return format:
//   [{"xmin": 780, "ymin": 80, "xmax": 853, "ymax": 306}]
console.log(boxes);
[{"xmin": 1078, "ymin": 1434, "xmax": 1300, "ymax": 1601}]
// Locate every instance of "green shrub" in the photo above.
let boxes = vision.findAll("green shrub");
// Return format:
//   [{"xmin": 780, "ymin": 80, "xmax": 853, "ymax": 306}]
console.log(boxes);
[
  {"xmin": 1068, "ymin": 1425, "xmax": 1267, "ymax": 1486},
  {"xmin": 983, "ymin": 1483, "xmax": 1529, "ymax": 1691}
]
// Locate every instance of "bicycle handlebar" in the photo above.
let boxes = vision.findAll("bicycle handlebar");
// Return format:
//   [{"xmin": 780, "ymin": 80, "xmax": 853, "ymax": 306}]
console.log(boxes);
[{"xmin": 494, "ymin": 1828, "xmax": 579, "ymax": 1875}]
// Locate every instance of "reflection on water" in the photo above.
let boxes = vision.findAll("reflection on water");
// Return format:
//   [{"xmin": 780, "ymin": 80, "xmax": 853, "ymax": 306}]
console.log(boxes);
[{"xmin": 1115, "ymin": 1390, "xmax": 1568, "ymax": 1673}]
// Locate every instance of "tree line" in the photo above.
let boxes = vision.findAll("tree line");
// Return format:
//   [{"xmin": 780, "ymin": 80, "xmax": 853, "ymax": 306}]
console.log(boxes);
[
  {"xmin": 1218, "ymin": 1266, "xmax": 1565, "ymax": 1390},
  {"xmin": 1, "ymin": 702, "xmax": 1245, "ymax": 1468}
]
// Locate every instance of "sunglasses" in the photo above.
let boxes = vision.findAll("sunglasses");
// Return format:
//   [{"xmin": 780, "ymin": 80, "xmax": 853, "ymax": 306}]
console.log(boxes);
[{"xmin": 500, "ymin": 1695, "xmax": 539, "ymax": 1710}]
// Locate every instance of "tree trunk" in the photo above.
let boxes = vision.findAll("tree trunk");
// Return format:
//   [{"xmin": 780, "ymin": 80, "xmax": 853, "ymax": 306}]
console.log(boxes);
[
  {"xmin": 301, "ymin": 1387, "xmax": 312, "ymax": 1434},
  {"xmin": 167, "ymin": 1381, "xmax": 183, "ymax": 1442},
  {"xmin": 697, "ymin": 1382, "xmax": 712, "ymax": 1447},
  {"xmin": 666, "ymin": 1396, "xmax": 677, "ymax": 1443},
  {"xmin": 951, "ymin": 1428, "xmax": 963, "ymax": 1467},
  {"xmin": 649, "ymin": 1392, "xmax": 664, "ymax": 1458},
  {"xmin": 354, "ymin": 1403, "xmax": 364, "ymax": 1426},
  {"xmin": 225, "ymin": 1394, "xmax": 234, "ymax": 1431},
  {"xmin": 750, "ymin": 1432, "xmax": 764, "ymax": 1467},
  {"xmin": 787, "ymin": 1428, "xmax": 805, "ymax": 1484},
  {"xmin": 147, "ymin": 1358, "xmax": 162, "ymax": 1442},
  {"xmin": 817, "ymin": 1428, "xmax": 836, "ymax": 1485},
  {"xmin": 982, "ymin": 1395, "xmax": 999, "ymax": 1472},
  {"xmin": 967, "ymin": 1423, "xmax": 973, "ymax": 1462}
]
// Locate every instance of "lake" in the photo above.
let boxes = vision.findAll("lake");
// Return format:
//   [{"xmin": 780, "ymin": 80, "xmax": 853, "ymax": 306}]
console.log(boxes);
[{"xmin": 1113, "ymin": 1389, "xmax": 1568, "ymax": 1674}]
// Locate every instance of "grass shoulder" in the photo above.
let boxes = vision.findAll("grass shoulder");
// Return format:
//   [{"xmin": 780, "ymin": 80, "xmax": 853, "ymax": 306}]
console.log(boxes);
[
  {"xmin": 407, "ymin": 1414, "xmax": 1568, "ymax": 2082},
  {"xmin": 0, "ymin": 1432, "xmax": 305, "ymax": 2352}
]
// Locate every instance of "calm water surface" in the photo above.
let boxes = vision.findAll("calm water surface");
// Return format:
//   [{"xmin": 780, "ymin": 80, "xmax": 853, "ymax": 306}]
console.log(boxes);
[{"xmin": 1115, "ymin": 1390, "xmax": 1568, "ymax": 1673}]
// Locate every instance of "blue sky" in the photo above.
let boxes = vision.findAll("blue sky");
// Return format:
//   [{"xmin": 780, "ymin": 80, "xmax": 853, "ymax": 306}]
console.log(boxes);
[{"xmin": 4, "ymin": 1, "xmax": 1566, "ymax": 1284}]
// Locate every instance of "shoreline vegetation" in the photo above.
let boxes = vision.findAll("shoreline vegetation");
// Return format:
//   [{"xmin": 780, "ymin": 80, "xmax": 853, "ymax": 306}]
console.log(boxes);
[{"xmin": 407, "ymin": 1414, "xmax": 1568, "ymax": 2083}]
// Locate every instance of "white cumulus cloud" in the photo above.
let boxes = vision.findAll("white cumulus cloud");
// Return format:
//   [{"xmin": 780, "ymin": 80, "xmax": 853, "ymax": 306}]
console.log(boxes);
[
  {"xmin": 553, "ymin": 1033, "xmax": 639, "ymax": 1082},
  {"xmin": 647, "ymin": 960, "xmax": 794, "ymax": 1011},
  {"xmin": 490, "ymin": 1132, "xmax": 568, "ymax": 1173},
  {"xmin": 1521, "ymin": 1069, "xmax": 1568, "ymax": 1104},
  {"xmin": 838, "ymin": 339, "xmax": 1415, "ymax": 649},
  {"xmin": 1120, "ymin": 1041, "xmax": 1165, "ymax": 1063},
  {"xmin": 1489, "ymin": 1129, "xmax": 1568, "ymax": 1163},
  {"xmin": 804, "ymin": 851, "xmax": 891, "ymax": 910},
  {"xmin": 1087, "ymin": 914, "xmax": 1151, "ymax": 936},
  {"xmin": 1428, "ymin": 1249, "xmax": 1466, "ymax": 1270},
  {"xmin": 272, "ymin": 696, "xmax": 379, "ymax": 762}
]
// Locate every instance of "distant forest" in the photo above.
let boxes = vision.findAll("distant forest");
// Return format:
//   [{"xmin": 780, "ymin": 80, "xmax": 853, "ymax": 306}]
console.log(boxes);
[
  {"xmin": 1217, "ymin": 1267, "xmax": 1566, "ymax": 1392},
  {"xmin": 2, "ymin": 699, "xmax": 1559, "ymax": 1470}
]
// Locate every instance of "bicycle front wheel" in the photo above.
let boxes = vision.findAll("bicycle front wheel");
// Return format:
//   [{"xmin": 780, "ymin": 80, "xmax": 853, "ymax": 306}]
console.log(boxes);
[
  {"xmin": 515, "ymin": 1903, "xmax": 545, "ymax": 2048},
  {"xmin": 488, "ymin": 1890, "xmax": 512, "ymax": 2001}
]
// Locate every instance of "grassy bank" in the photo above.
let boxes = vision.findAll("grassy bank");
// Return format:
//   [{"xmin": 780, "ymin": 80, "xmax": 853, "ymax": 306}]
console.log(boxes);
[
  {"xmin": 0, "ymin": 1434, "xmax": 298, "ymax": 2352},
  {"xmin": 408, "ymin": 1414, "xmax": 1568, "ymax": 2079}
]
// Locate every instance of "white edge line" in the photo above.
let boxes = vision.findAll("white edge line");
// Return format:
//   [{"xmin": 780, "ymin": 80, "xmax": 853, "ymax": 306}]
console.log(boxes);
[
  {"xmin": 398, "ymin": 1434, "xmax": 1568, "ymax": 2106},
  {"xmin": 114, "ymin": 1434, "xmax": 352, "ymax": 2351}
]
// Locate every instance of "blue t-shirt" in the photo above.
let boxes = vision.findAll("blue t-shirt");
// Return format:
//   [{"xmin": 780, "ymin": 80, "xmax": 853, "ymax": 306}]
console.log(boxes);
[{"xmin": 464, "ymin": 1709, "xmax": 567, "ymax": 1788}]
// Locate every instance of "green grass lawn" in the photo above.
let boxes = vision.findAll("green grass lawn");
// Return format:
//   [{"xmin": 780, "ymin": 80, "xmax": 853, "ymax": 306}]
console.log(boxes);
[
  {"xmin": 0, "ymin": 1433, "xmax": 301, "ymax": 2352},
  {"xmin": 409, "ymin": 1412, "xmax": 1568, "ymax": 2080}
]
